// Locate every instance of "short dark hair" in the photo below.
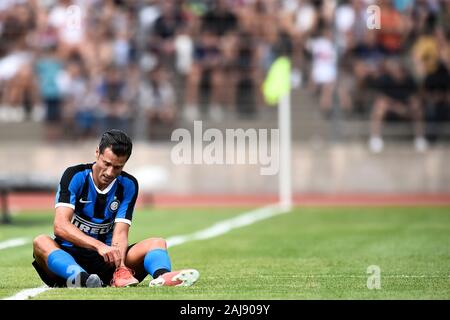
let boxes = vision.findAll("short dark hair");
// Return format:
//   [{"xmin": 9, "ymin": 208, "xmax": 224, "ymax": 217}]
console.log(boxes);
[{"xmin": 99, "ymin": 129, "xmax": 133, "ymax": 159}]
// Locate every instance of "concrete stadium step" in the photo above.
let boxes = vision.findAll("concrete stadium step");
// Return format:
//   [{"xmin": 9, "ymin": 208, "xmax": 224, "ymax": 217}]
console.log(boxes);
[
  {"xmin": 340, "ymin": 121, "xmax": 450, "ymax": 141},
  {"xmin": 0, "ymin": 121, "xmax": 44, "ymax": 142}
]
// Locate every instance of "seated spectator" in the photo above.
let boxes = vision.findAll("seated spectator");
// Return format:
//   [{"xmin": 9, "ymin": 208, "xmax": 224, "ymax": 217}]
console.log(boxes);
[
  {"xmin": 35, "ymin": 44, "xmax": 64, "ymax": 140},
  {"xmin": 150, "ymin": 0, "xmax": 189, "ymax": 68},
  {"xmin": 74, "ymin": 81, "xmax": 101, "ymax": 139},
  {"xmin": 367, "ymin": 59, "xmax": 428, "ymax": 153},
  {"xmin": 0, "ymin": 51, "xmax": 35, "ymax": 122},
  {"xmin": 411, "ymin": 24, "xmax": 450, "ymax": 141},
  {"xmin": 235, "ymin": 0, "xmax": 280, "ymax": 109},
  {"xmin": 233, "ymin": 31, "xmax": 259, "ymax": 116},
  {"xmin": 98, "ymin": 65, "xmax": 131, "ymax": 133},
  {"xmin": 201, "ymin": 0, "xmax": 238, "ymax": 39},
  {"xmin": 0, "ymin": 2, "xmax": 38, "ymax": 122},
  {"xmin": 48, "ymin": 0, "xmax": 88, "ymax": 64},
  {"xmin": 138, "ymin": 64, "xmax": 176, "ymax": 131},
  {"xmin": 58, "ymin": 58, "xmax": 100, "ymax": 139},
  {"xmin": 423, "ymin": 61, "xmax": 450, "ymax": 141},
  {"xmin": 306, "ymin": 25, "xmax": 337, "ymax": 116},
  {"xmin": 351, "ymin": 29, "xmax": 385, "ymax": 114},
  {"xmin": 377, "ymin": 0, "xmax": 410, "ymax": 55},
  {"xmin": 183, "ymin": 29, "xmax": 227, "ymax": 122},
  {"xmin": 183, "ymin": 0, "xmax": 239, "ymax": 122},
  {"xmin": 411, "ymin": 19, "xmax": 440, "ymax": 80}
]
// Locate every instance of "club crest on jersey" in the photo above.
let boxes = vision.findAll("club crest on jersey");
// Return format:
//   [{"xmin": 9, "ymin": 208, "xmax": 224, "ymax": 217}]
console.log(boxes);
[{"xmin": 109, "ymin": 199, "xmax": 120, "ymax": 212}]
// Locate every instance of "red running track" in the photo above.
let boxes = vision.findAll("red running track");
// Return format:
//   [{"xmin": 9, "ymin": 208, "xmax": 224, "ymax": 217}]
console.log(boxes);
[{"xmin": 5, "ymin": 193, "xmax": 450, "ymax": 211}]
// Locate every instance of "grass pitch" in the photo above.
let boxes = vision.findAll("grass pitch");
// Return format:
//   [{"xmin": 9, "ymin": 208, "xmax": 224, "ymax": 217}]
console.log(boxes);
[{"xmin": 0, "ymin": 206, "xmax": 449, "ymax": 299}]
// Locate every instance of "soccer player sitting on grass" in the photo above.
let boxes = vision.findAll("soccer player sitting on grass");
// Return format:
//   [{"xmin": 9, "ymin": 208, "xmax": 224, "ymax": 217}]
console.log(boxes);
[{"xmin": 32, "ymin": 129, "xmax": 199, "ymax": 288}]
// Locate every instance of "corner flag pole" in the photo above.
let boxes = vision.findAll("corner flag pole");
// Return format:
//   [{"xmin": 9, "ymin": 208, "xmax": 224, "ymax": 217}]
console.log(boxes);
[
  {"xmin": 278, "ymin": 91, "xmax": 292, "ymax": 211},
  {"xmin": 262, "ymin": 55, "xmax": 293, "ymax": 211}
]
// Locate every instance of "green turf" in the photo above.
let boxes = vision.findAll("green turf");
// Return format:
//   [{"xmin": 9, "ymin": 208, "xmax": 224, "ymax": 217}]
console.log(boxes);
[{"xmin": 0, "ymin": 206, "xmax": 449, "ymax": 299}]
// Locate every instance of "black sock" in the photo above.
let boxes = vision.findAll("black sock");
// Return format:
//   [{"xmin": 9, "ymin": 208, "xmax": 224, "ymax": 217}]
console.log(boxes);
[
  {"xmin": 79, "ymin": 271, "xmax": 90, "ymax": 287},
  {"xmin": 153, "ymin": 268, "xmax": 170, "ymax": 279}
]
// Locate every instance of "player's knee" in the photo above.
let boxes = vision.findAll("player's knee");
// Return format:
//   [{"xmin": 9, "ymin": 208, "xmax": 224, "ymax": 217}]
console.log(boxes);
[
  {"xmin": 33, "ymin": 234, "xmax": 45, "ymax": 246},
  {"xmin": 33, "ymin": 234, "xmax": 50, "ymax": 250},
  {"xmin": 146, "ymin": 237, "xmax": 167, "ymax": 250}
]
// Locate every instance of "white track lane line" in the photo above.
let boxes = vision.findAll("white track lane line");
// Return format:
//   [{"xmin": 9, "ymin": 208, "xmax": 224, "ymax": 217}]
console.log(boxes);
[
  {"xmin": 3, "ymin": 204, "xmax": 291, "ymax": 300},
  {"xmin": 166, "ymin": 204, "xmax": 288, "ymax": 247},
  {"xmin": 0, "ymin": 238, "xmax": 30, "ymax": 250},
  {"xmin": 3, "ymin": 286, "xmax": 50, "ymax": 300}
]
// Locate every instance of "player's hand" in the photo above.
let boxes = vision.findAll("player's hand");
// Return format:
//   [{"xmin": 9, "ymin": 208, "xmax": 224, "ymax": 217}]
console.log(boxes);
[{"xmin": 97, "ymin": 244, "xmax": 121, "ymax": 266}]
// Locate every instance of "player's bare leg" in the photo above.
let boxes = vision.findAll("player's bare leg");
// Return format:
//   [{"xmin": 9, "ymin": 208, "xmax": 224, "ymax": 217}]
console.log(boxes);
[{"xmin": 33, "ymin": 235, "xmax": 61, "ymax": 276}]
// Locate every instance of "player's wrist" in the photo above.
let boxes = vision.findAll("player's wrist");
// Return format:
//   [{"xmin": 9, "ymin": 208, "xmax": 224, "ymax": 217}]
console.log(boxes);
[{"xmin": 94, "ymin": 241, "xmax": 108, "ymax": 252}]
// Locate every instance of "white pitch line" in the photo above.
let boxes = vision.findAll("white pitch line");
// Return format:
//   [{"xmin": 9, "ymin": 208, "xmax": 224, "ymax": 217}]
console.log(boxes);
[
  {"xmin": 0, "ymin": 237, "xmax": 49, "ymax": 300},
  {"xmin": 3, "ymin": 286, "xmax": 50, "ymax": 300},
  {"xmin": 3, "ymin": 204, "xmax": 291, "ymax": 300},
  {"xmin": 254, "ymin": 275, "xmax": 449, "ymax": 279},
  {"xmin": 0, "ymin": 238, "xmax": 30, "ymax": 250},
  {"xmin": 166, "ymin": 204, "xmax": 289, "ymax": 247}
]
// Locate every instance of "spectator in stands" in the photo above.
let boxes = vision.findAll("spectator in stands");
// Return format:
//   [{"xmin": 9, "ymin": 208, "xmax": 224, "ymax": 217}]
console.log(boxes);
[
  {"xmin": 150, "ymin": 0, "xmax": 189, "ymax": 68},
  {"xmin": 35, "ymin": 44, "xmax": 64, "ymax": 141},
  {"xmin": 410, "ymin": 17, "xmax": 450, "ymax": 141},
  {"xmin": 411, "ymin": 17, "xmax": 440, "ymax": 81},
  {"xmin": 409, "ymin": 0, "xmax": 439, "ymax": 39},
  {"xmin": 306, "ymin": 25, "xmax": 337, "ymax": 116},
  {"xmin": 0, "ymin": 54, "xmax": 36, "ymax": 122},
  {"xmin": 75, "ymin": 81, "xmax": 102, "ymax": 139},
  {"xmin": 234, "ymin": 0, "xmax": 280, "ymax": 110},
  {"xmin": 368, "ymin": 58, "xmax": 428, "ymax": 153},
  {"xmin": 47, "ymin": 0, "xmax": 92, "ymax": 68},
  {"xmin": 438, "ymin": 1, "xmax": 450, "ymax": 34},
  {"xmin": 351, "ymin": 29, "xmax": 385, "ymax": 114},
  {"xmin": 201, "ymin": 0, "xmax": 238, "ymax": 39},
  {"xmin": 421, "ymin": 27, "xmax": 450, "ymax": 141},
  {"xmin": 98, "ymin": 65, "xmax": 131, "ymax": 133},
  {"xmin": 435, "ymin": 25, "xmax": 450, "ymax": 70},
  {"xmin": 183, "ymin": 0, "xmax": 239, "ymax": 122},
  {"xmin": 422, "ymin": 60, "xmax": 450, "ymax": 141},
  {"xmin": 183, "ymin": 29, "xmax": 225, "ymax": 122},
  {"xmin": 57, "ymin": 58, "xmax": 99, "ymax": 139},
  {"xmin": 377, "ymin": 0, "xmax": 410, "ymax": 55},
  {"xmin": 138, "ymin": 64, "xmax": 176, "ymax": 137},
  {"xmin": 233, "ymin": 30, "xmax": 259, "ymax": 116},
  {"xmin": 0, "ymin": 1, "xmax": 38, "ymax": 122}
]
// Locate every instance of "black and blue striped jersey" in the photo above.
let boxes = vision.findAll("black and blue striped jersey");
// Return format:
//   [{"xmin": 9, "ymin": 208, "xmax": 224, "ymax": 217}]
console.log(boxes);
[{"xmin": 54, "ymin": 163, "xmax": 139, "ymax": 248}]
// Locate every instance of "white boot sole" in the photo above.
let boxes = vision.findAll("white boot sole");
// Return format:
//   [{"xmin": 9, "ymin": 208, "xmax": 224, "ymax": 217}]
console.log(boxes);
[{"xmin": 149, "ymin": 269, "xmax": 200, "ymax": 287}]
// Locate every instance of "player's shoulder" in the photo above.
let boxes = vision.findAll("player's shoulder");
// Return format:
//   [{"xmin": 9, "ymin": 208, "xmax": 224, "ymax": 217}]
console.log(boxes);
[
  {"xmin": 62, "ymin": 163, "xmax": 92, "ymax": 179},
  {"xmin": 119, "ymin": 171, "xmax": 139, "ymax": 188}
]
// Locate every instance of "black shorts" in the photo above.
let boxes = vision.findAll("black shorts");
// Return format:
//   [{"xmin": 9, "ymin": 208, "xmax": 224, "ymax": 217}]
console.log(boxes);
[{"xmin": 32, "ymin": 243, "xmax": 147, "ymax": 287}]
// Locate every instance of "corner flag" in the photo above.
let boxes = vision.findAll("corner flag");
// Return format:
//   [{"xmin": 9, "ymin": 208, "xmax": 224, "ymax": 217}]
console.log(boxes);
[
  {"xmin": 262, "ymin": 56, "xmax": 291, "ymax": 106},
  {"xmin": 261, "ymin": 55, "xmax": 293, "ymax": 210}
]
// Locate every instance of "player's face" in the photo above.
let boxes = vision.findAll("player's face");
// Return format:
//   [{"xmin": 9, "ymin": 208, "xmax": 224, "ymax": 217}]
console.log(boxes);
[{"xmin": 94, "ymin": 147, "xmax": 128, "ymax": 188}]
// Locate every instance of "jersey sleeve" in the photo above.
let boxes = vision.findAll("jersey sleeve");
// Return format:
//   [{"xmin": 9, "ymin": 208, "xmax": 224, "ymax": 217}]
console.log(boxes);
[
  {"xmin": 55, "ymin": 166, "xmax": 85, "ymax": 209},
  {"xmin": 114, "ymin": 175, "xmax": 138, "ymax": 226}
]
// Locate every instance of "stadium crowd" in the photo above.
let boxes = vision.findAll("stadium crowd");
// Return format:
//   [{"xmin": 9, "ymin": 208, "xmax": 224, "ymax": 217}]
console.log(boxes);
[{"xmin": 0, "ymin": 0, "xmax": 449, "ymax": 151}]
